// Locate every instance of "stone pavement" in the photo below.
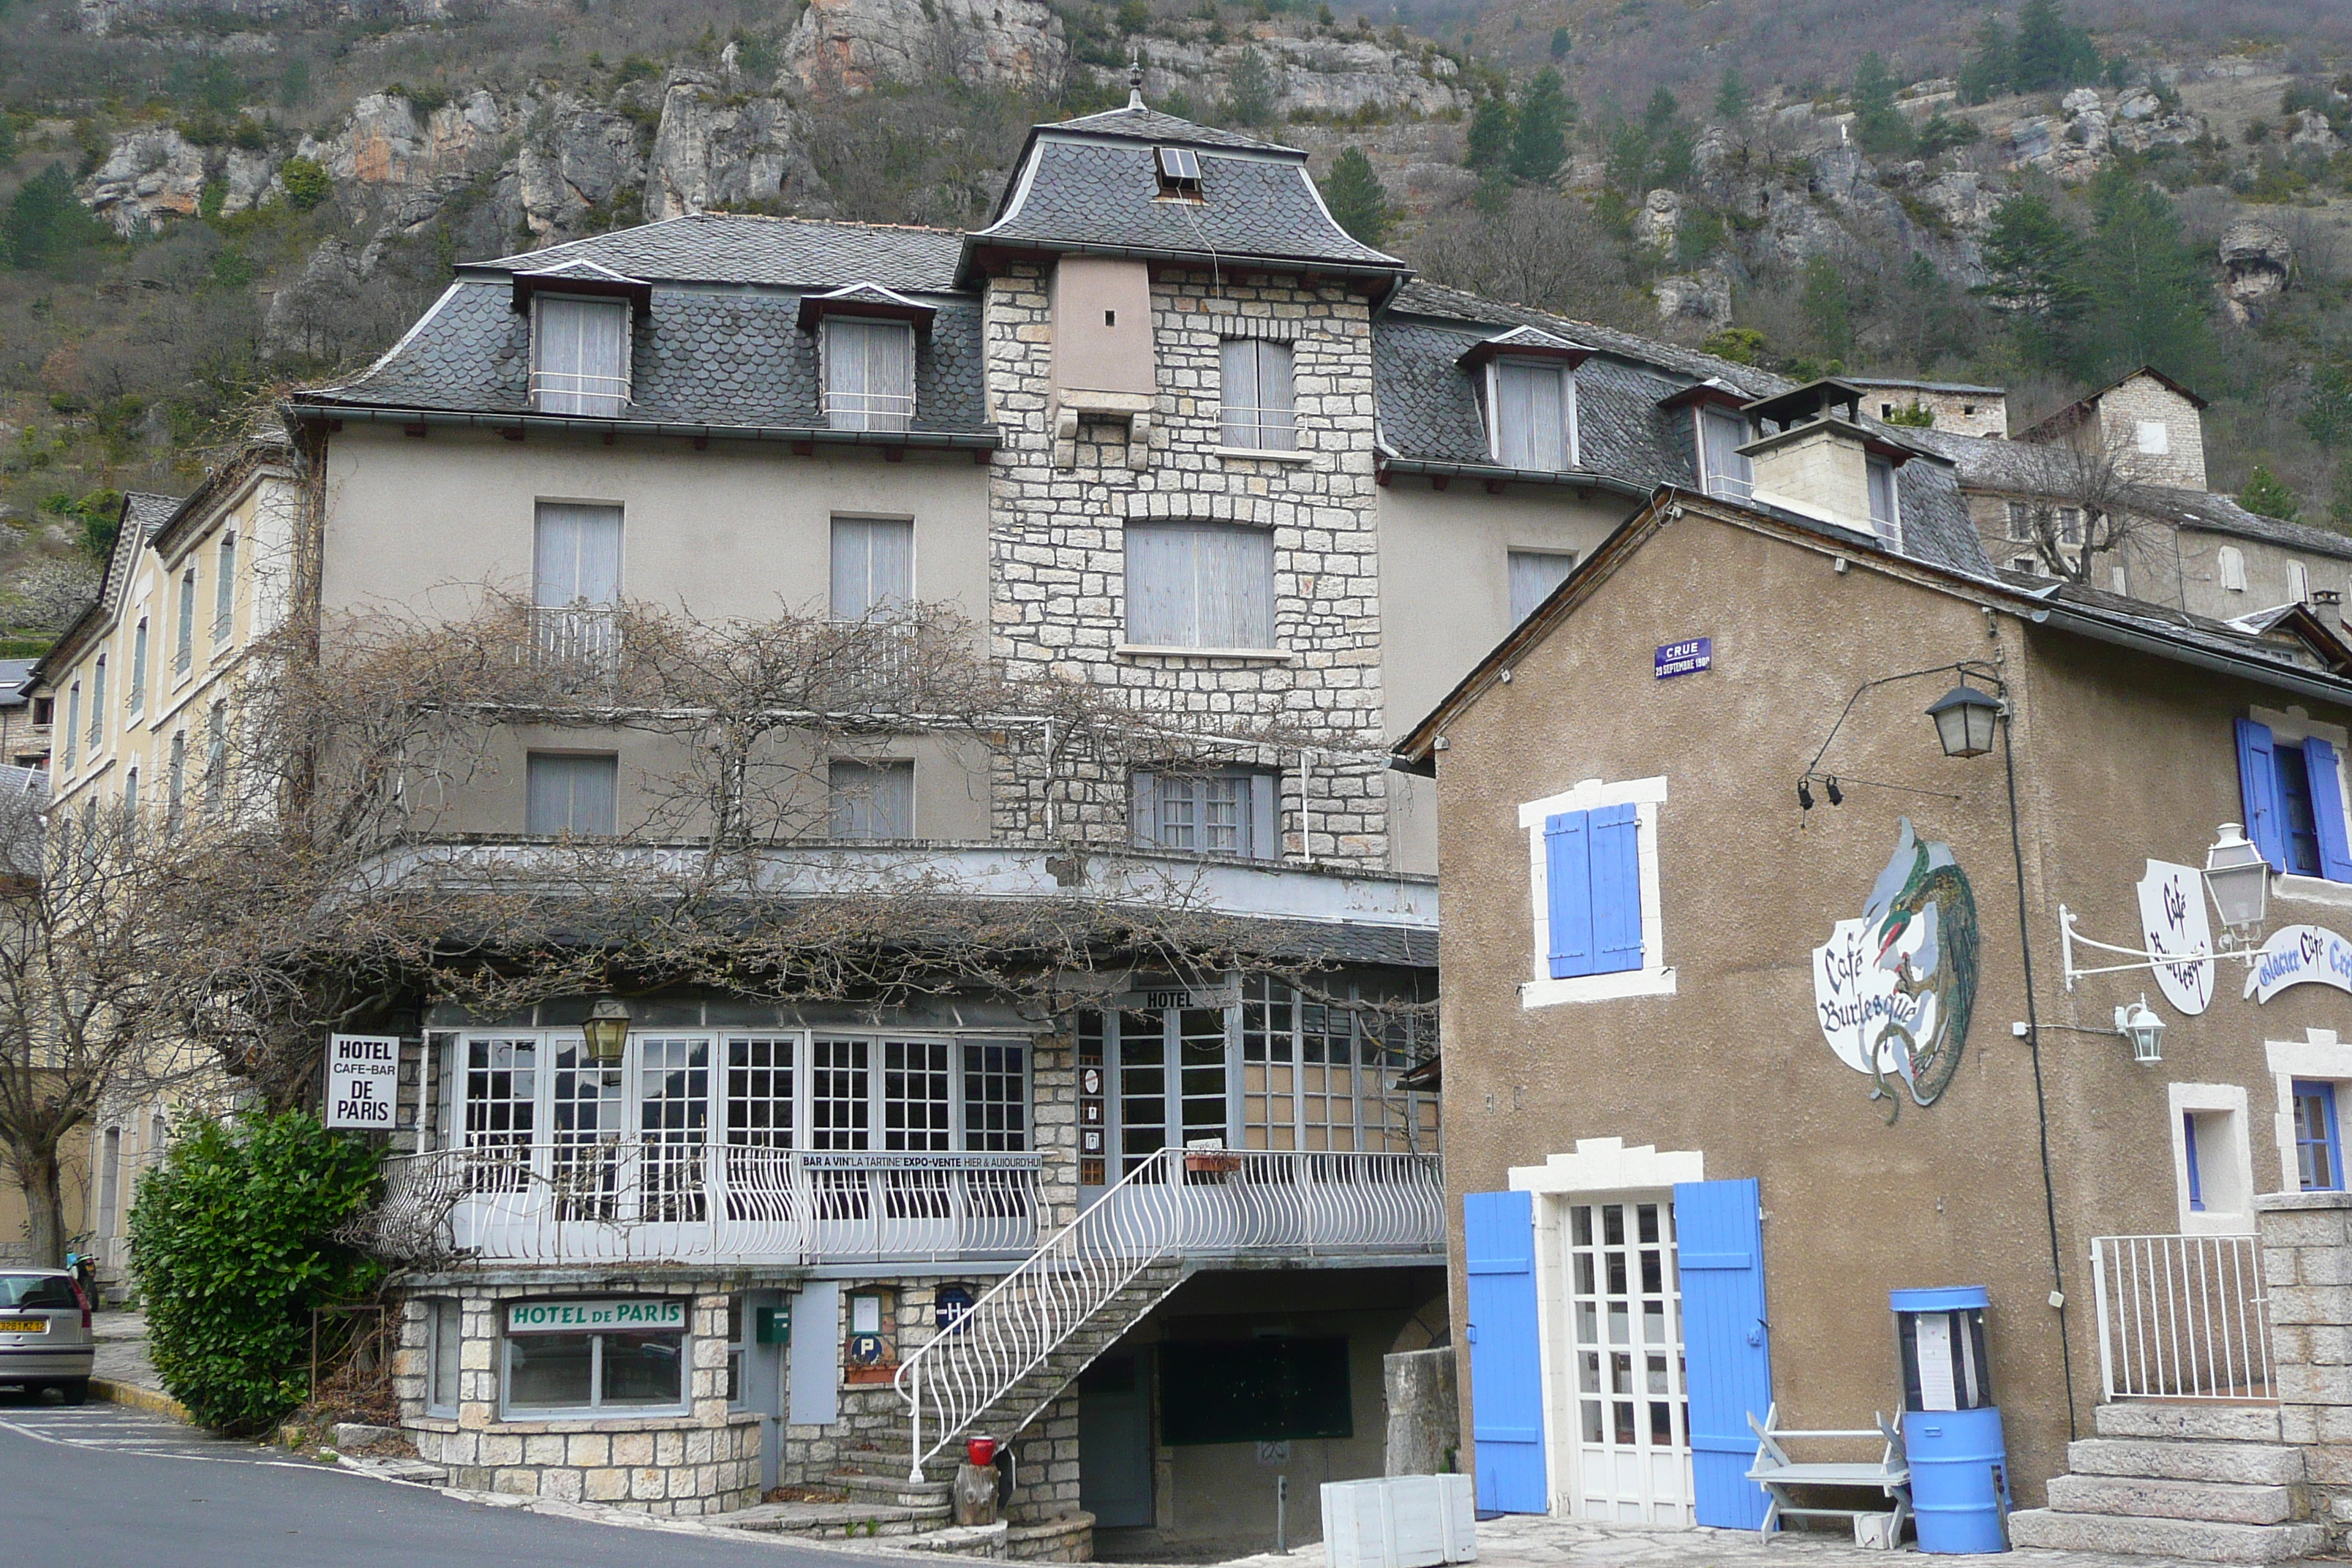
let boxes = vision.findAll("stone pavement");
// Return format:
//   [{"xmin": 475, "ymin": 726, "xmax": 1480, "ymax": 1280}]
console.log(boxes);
[{"xmin": 1210, "ymin": 1512, "xmax": 2331, "ymax": 1568}]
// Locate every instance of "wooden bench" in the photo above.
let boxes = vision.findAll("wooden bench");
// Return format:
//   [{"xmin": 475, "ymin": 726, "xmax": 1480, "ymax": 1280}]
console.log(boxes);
[{"xmin": 1744, "ymin": 1403, "xmax": 1911, "ymax": 1545}]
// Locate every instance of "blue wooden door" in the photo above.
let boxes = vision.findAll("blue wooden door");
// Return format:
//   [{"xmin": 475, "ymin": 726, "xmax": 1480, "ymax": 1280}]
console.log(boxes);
[
  {"xmin": 1674, "ymin": 1178, "xmax": 1773, "ymax": 1530},
  {"xmin": 1465, "ymin": 1189, "xmax": 1548, "ymax": 1513}
]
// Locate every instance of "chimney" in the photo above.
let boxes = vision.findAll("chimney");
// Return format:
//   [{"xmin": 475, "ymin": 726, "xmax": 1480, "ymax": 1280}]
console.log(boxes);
[{"xmin": 1737, "ymin": 380, "xmax": 1908, "ymax": 545}]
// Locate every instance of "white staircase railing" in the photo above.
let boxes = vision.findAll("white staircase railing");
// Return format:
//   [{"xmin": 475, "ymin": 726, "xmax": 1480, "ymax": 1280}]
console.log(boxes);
[
  {"xmin": 2089, "ymin": 1233, "xmax": 2273, "ymax": 1402},
  {"xmin": 894, "ymin": 1147, "xmax": 1445, "ymax": 1480}
]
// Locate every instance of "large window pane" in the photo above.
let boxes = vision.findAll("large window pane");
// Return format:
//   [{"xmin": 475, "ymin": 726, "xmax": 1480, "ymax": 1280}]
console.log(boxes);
[
  {"xmin": 882, "ymin": 1039, "xmax": 953, "ymax": 1152},
  {"xmin": 830, "ymin": 516, "xmax": 914, "ymax": 619},
  {"xmin": 964, "ymin": 1044, "xmax": 1026, "ymax": 1152},
  {"xmin": 600, "ymin": 1333, "xmax": 685, "ymax": 1406},
  {"xmin": 534, "ymin": 297, "xmax": 630, "ymax": 416},
  {"xmin": 506, "ymin": 1333, "xmax": 595, "ymax": 1409},
  {"xmin": 1220, "ymin": 339, "xmax": 1295, "ymax": 450},
  {"xmin": 1126, "ymin": 522, "xmax": 1274, "ymax": 649},
  {"xmin": 825, "ymin": 320, "xmax": 915, "ymax": 432},
  {"xmin": 533, "ymin": 504, "xmax": 622, "ymax": 607},
  {"xmin": 526, "ymin": 752, "xmax": 619, "ymax": 836}
]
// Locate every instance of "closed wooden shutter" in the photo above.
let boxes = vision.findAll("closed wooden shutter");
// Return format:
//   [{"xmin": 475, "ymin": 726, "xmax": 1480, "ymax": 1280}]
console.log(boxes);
[
  {"xmin": 2305, "ymin": 736, "xmax": 2352, "ymax": 883},
  {"xmin": 1130, "ymin": 770, "xmax": 1158, "ymax": 848},
  {"xmin": 1590, "ymin": 802, "xmax": 1643, "ymax": 973},
  {"xmin": 1544, "ymin": 809, "xmax": 1592, "ymax": 978},
  {"xmin": 2238, "ymin": 717, "xmax": 2285, "ymax": 870}
]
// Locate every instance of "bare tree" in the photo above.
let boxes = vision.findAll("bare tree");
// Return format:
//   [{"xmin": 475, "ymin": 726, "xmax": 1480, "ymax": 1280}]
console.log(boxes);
[
  {"xmin": 1408, "ymin": 186, "xmax": 1639, "ymax": 328},
  {"xmin": 1999, "ymin": 430, "xmax": 2166, "ymax": 587}
]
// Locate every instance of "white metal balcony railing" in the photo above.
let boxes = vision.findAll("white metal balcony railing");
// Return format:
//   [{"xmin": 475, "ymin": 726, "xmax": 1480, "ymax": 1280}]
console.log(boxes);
[
  {"xmin": 529, "ymin": 370, "xmax": 630, "ymax": 417},
  {"xmin": 2089, "ymin": 1233, "xmax": 2274, "ymax": 1403},
  {"xmin": 372, "ymin": 1145, "xmax": 1045, "ymax": 1267},
  {"xmin": 1217, "ymin": 405, "xmax": 1298, "ymax": 451},
  {"xmin": 896, "ymin": 1146, "xmax": 1444, "ymax": 1475},
  {"xmin": 821, "ymin": 389, "xmax": 914, "ymax": 433},
  {"xmin": 528, "ymin": 605, "xmax": 619, "ymax": 667}
]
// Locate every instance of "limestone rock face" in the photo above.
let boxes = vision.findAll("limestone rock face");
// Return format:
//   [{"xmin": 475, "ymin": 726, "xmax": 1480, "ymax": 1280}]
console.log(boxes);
[
  {"xmin": 82, "ymin": 128, "xmax": 208, "ymax": 235},
  {"xmin": 510, "ymin": 93, "xmax": 647, "ymax": 239},
  {"xmin": 304, "ymin": 90, "xmax": 506, "ymax": 192},
  {"xmin": 1653, "ymin": 268, "xmax": 1732, "ymax": 327},
  {"xmin": 1135, "ymin": 31, "xmax": 1463, "ymax": 119},
  {"xmin": 2290, "ymin": 109, "xmax": 2343, "ymax": 152},
  {"xmin": 643, "ymin": 72, "xmax": 812, "ymax": 221},
  {"xmin": 2220, "ymin": 218, "xmax": 2293, "ymax": 324},
  {"xmin": 1634, "ymin": 188, "xmax": 1680, "ymax": 252},
  {"xmin": 785, "ymin": 0, "xmax": 1067, "ymax": 95}
]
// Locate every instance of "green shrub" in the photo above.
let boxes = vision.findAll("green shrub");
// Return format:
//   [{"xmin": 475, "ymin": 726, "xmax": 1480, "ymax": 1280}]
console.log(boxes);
[
  {"xmin": 129, "ymin": 1112, "xmax": 382, "ymax": 1433},
  {"xmin": 279, "ymin": 155, "xmax": 331, "ymax": 211}
]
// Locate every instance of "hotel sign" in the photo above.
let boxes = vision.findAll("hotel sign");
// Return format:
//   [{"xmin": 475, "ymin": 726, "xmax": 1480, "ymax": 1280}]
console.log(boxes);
[
  {"xmin": 325, "ymin": 1035, "xmax": 400, "ymax": 1129},
  {"xmin": 507, "ymin": 1298, "xmax": 687, "ymax": 1335}
]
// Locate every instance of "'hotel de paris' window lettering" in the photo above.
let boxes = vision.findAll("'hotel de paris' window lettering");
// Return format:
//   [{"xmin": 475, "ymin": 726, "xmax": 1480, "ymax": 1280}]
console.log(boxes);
[{"xmin": 1812, "ymin": 819, "xmax": 1980, "ymax": 1121}]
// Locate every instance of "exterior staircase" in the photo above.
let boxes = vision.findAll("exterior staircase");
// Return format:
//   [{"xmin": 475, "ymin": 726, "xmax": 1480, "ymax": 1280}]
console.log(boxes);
[{"xmin": 2008, "ymin": 1401, "xmax": 2326, "ymax": 1562}]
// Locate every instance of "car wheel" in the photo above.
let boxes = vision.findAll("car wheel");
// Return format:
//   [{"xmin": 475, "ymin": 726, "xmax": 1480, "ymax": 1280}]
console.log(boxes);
[{"xmin": 57, "ymin": 1379, "xmax": 88, "ymax": 1406}]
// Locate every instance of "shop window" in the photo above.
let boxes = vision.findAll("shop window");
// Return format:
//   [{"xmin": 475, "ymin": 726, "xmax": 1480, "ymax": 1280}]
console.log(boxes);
[
  {"xmin": 504, "ymin": 1316, "xmax": 685, "ymax": 1415},
  {"xmin": 2236, "ymin": 717, "xmax": 2352, "ymax": 881},
  {"xmin": 1159, "ymin": 1337, "xmax": 1352, "ymax": 1444},
  {"xmin": 2296, "ymin": 1079, "xmax": 2342, "ymax": 1193}
]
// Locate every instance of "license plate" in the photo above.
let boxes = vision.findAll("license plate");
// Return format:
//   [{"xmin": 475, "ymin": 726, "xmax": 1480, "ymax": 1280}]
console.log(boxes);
[{"xmin": 0, "ymin": 1319, "xmax": 45, "ymax": 1333}]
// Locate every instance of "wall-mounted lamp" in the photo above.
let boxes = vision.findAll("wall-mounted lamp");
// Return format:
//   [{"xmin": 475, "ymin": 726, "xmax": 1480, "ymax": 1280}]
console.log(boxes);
[
  {"xmin": 2203, "ymin": 822, "xmax": 2269, "ymax": 935},
  {"xmin": 1926, "ymin": 682, "xmax": 2002, "ymax": 759},
  {"xmin": 581, "ymin": 996, "xmax": 631, "ymax": 1063},
  {"xmin": 2115, "ymin": 995, "xmax": 2165, "ymax": 1064}
]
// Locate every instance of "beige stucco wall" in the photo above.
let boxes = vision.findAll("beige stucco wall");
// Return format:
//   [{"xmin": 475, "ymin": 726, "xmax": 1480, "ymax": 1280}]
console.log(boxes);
[
  {"xmin": 1431, "ymin": 502, "xmax": 2352, "ymax": 1512},
  {"xmin": 1049, "ymin": 257, "xmax": 1156, "ymax": 402},
  {"xmin": 318, "ymin": 426, "xmax": 992, "ymax": 626},
  {"xmin": 1377, "ymin": 480, "xmax": 1632, "ymax": 876},
  {"xmin": 1746, "ymin": 424, "xmax": 1873, "ymax": 532}
]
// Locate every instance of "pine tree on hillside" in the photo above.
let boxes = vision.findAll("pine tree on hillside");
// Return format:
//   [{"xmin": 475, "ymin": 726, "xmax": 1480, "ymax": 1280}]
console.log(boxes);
[
  {"xmin": 2240, "ymin": 467, "xmax": 2300, "ymax": 524},
  {"xmin": 1224, "ymin": 47, "xmax": 1275, "ymax": 127},
  {"xmin": 1852, "ymin": 52, "xmax": 1912, "ymax": 157},
  {"xmin": 2014, "ymin": 0, "xmax": 2101, "ymax": 93},
  {"xmin": 1959, "ymin": 16, "xmax": 2014, "ymax": 105},
  {"xmin": 3, "ymin": 163, "xmax": 110, "ymax": 272},
  {"xmin": 1973, "ymin": 193, "xmax": 2088, "ymax": 366},
  {"xmin": 1799, "ymin": 256, "xmax": 1854, "ymax": 363},
  {"xmin": 1509, "ymin": 69, "xmax": 1572, "ymax": 186},
  {"xmin": 1550, "ymin": 26, "xmax": 1570, "ymax": 61},
  {"xmin": 1465, "ymin": 94, "xmax": 1514, "ymax": 173},
  {"xmin": 2076, "ymin": 167, "xmax": 2217, "ymax": 387},
  {"xmin": 1320, "ymin": 147, "xmax": 1390, "ymax": 247},
  {"xmin": 1715, "ymin": 67, "xmax": 1751, "ymax": 122}
]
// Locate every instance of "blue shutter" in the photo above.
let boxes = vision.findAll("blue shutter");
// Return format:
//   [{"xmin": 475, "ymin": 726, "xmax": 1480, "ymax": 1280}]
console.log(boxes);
[
  {"xmin": 1675, "ymin": 1178, "xmax": 1774, "ymax": 1531},
  {"xmin": 1464, "ymin": 1190, "xmax": 1548, "ymax": 1514},
  {"xmin": 2304, "ymin": 736, "xmax": 2352, "ymax": 883},
  {"xmin": 1589, "ymin": 803, "xmax": 1643, "ymax": 975},
  {"xmin": 1545, "ymin": 810, "xmax": 1593, "ymax": 979},
  {"xmin": 2239, "ymin": 718, "xmax": 2285, "ymax": 870}
]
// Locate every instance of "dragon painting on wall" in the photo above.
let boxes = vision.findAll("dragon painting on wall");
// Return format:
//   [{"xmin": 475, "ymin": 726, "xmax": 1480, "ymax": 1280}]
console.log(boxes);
[{"xmin": 1811, "ymin": 819, "xmax": 1981, "ymax": 1122}]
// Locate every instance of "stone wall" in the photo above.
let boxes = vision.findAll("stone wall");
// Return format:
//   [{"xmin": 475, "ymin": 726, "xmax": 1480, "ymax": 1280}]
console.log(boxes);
[
  {"xmin": 2095, "ymin": 375, "xmax": 2209, "ymax": 492},
  {"xmin": 393, "ymin": 1282, "xmax": 759, "ymax": 1515},
  {"xmin": 2257, "ymin": 1191, "xmax": 2352, "ymax": 1542},
  {"xmin": 982, "ymin": 262, "xmax": 1392, "ymax": 868}
]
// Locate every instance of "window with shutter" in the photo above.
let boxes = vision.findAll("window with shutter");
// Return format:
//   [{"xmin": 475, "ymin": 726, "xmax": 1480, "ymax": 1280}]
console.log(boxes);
[
  {"xmin": 1493, "ymin": 360, "xmax": 1572, "ymax": 470},
  {"xmin": 829, "ymin": 760, "xmax": 914, "ymax": 840},
  {"xmin": 830, "ymin": 517, "xmax": 915, "ymax": 619},
  {"xmin": 526, "ymin": 752, "xmax": 619, "ymax": 836},
  {"xmin": 823, "ymin": 319, "xmax": 916, "ymax": 432},
  {"xmin": 176, "ymin": 570, "xmax": 197, "ymax": 674},
  {"xmin": 2219, "ymin": 546, "xmax": 2247, "ymax": 592},
  {"xmin": 129, "ymin": 619, "xmax": 147, "ymax": 716},
  {"xmin": 2291, "ymin": 562, "xmax": 2311, "ymax": 604},
  {"xmin": 1522, "ymin": 776, "xmax": 1673, "ymax": 1004},
  {"xmin": 532, "ymin": 296, "xmax": 630, "ymax": 416},
  {"xmin": 62, "ymin": 684, "xmax": 79, "ymax": 770},
  {"xmin": 2239, "ymin": 716, "xmax": 2352, "ymax": 884},
  {"xmin": 1507, "ymin": 550, "xmax": 1576, "ymax": 625},
  {"xmin": 1697, "ymin": 408, "xmax": 1752, "ymax": 500},
  {"xmin": 1131, "ymin": 768, "xmax": 1278, "ymax": 859},
  {"xmin": 214, "ymin": 534, "xmax": 236, "ymax": 641},
  {"xmin": 1220, "ymin": 339, "xmax": 1296, "ymax": 451},
  {"xmin": 1126, "ymin": 521, "xmax": 1275, "ymax": 649}
]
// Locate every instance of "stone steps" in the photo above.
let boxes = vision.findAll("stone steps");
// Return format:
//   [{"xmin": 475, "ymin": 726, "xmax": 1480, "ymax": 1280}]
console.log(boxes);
[
  {"xmin": 2011, "ymin": 1401, "xmax": 2317, "ymax": 1562},
  {"xmin": 826, "ymin": 1467, "xmax": 954, "ymax": 1508},
  {"xmin": 2069, "ymin": 1437, "xmax": 2305, "ymax": 1487},
  {"xmin": 2045, "ymin": 1474, "xmax": 2297, "ymax": 1525},
  {"xmin": 721, "ymin": 1499, "xmax": 955, "ymax": 1539},
  {"xmin": 2006, "ymin": 1509, "xmax": 2326, "ymax": 1561}
]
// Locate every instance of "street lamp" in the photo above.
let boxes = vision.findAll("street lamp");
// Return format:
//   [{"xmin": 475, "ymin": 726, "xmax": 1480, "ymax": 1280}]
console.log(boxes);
[
  {"xmin": 1926, "ymin": 683, "xmax": 2002, "ymax": 759},
  {"xmin": 582, "ymin": 996, "xmax": 631, "ymax": 1064},
  {"xmin": 2203, "ymin": 823, "xmax": 2269, "ymax": 936},
  {"xmin": 2114, "ymin": 995, "xmax": 2166, "ymax": 1064}
]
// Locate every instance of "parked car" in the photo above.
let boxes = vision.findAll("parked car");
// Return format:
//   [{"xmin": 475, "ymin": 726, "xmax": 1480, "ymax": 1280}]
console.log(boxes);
[{"xmin": 0, "ymin": 1268, "xmax": 93, "ymax": 1403}]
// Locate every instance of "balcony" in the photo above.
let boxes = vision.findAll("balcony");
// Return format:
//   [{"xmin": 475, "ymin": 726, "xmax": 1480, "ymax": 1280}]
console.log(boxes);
[
  {"xmin": 527, "ymin": 605, "xmax": 619, "ymax": 669},
  {"xmin": 363, "ymin": 1144, "xmax": 1441, "ymax": 1270}
]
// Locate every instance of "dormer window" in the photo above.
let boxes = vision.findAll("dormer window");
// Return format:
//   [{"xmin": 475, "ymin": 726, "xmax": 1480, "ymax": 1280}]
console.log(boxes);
[
  {"xmin": 1697, "ymin": 407, "xmax": 1753, "ymax": 500},
  {"xmin": 1866, "ymin": 455, "xmax": 1901, "ymax": 546},
  {"xmin": 1491, "ymin": 358, "xmax": 1577, "ymax": 472},
  {"xmin": 823, "ymin": 317, "xmax": 916, "ymax": 433},
  {"xmin": 1156, "ymin": 146, "xmax": 1203, "ymax": 200},
  {"xmin": 531, "ymin": 295, "xmax": 630, "ymax": 417}
]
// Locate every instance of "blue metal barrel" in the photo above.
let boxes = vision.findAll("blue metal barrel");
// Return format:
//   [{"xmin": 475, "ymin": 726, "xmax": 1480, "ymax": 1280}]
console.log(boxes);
[{"xmin": 1907, "ymin": 1403, "xmax": 2010, "ymax": 1552}]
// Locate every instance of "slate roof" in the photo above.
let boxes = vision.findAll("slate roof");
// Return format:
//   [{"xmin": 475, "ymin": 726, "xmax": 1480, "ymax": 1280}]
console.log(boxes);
[
  {"xmin": 0, "ymin": 659, "xmax": 36, "ymax": 709},
  {"xmin": 124, "ymin": 491, "xmax": 181, "ymax": 538},
  {"xmin": 1372, "ymin": 284, "xmax": 1990, "ymax": 578},
  {"xmin": 303, "ymin": 279, "xmax": 992, "ymax": 435},
  {"xmin": 1993, "ymin": 567, "xmax": 2352, "ymax": 676},
  {"xmin": 1044, "ymin": 104, "xmax": 1297, "ymax": 152},
  {"xmin": 974, "ymin": 139, "xmax": 1402, "ymax": 269},
  {"xmin": 475, "ymin": 214, "xmax": 965, "ymax": 292}
]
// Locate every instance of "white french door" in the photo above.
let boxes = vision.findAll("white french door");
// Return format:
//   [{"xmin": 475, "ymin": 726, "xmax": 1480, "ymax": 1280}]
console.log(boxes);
[{"xmin": 1564, "ymin": 1195, "xmax": 1693, "ymax": 1524}]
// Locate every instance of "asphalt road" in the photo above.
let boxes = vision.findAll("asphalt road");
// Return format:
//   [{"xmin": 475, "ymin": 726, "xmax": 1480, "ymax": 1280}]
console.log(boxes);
[{"xmin": 0, "ymin": 1392, "xmax": 867, "ymax": 1568}]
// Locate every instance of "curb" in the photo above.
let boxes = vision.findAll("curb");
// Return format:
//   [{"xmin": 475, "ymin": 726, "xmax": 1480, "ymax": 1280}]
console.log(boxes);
[{"xmin": 90, "ymin": 1376, "xmax": 193, "ymax": 1423}]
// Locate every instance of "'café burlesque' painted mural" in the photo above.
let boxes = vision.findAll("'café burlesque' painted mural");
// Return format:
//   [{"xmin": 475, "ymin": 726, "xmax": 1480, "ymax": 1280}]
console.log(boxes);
[{"xmin": 1812, "ymin": 820, "xmax": 1981, "ymax": 1120}]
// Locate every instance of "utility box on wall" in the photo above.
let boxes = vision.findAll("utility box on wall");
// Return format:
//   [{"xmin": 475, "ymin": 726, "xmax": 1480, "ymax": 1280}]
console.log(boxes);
[{"xmin": 1322, "ymin": 1474, "xmax": 1477, "ymax": 1568}]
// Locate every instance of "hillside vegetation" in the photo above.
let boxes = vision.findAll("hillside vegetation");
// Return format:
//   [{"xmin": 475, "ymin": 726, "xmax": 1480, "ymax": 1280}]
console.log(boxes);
[{"xmin": 1, "ymin": 0, "xmax": 2349, "ymax": 649}]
